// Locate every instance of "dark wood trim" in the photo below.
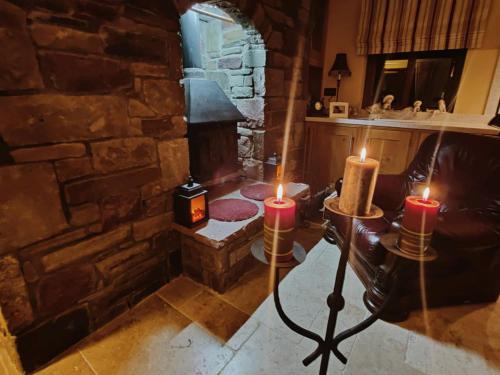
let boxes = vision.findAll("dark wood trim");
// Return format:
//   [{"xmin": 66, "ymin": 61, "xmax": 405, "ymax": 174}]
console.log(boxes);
[
  {"xmin": 362, "ymin": 49, "xmax": 467, "ymax": 111},
  {"xmin": 362, "ymin": 55, "xmax": 384, "ymax": 108},
  {"xmin": 400, "ymin": 57, "xmax": 416, "ymax": 109}
]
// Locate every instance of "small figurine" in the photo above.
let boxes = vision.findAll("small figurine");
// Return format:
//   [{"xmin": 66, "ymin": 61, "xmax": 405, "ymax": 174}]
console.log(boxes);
[
  {"xmin": 382, "ymin": 94, "xmax": 394, "ymax": 110},
  {"xmin": 413, "ymin": 100, "xmax": 422, "ymax": 112},
  {"xmin": 438, "ymin": 98, "xmax": 447, "ymax": 113},
  {"xmin": 366, "ymin": 102, "xmax": 381, "ymax": 114}
]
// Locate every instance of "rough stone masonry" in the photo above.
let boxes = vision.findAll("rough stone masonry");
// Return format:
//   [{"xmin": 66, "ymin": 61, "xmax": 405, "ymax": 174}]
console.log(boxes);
[{"xmin": 0, "ymin": 0, "xmax": 312, "ymax": 371}]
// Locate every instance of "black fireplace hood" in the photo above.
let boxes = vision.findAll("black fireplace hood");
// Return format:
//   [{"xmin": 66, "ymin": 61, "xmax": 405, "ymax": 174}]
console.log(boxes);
[
  {"xmin": 180, "ymin": 9, "xmax": 245, "ymax": 125},
  {"xmin": 183, "ymin": 78, "xmax": 245, "ymax": 124}
]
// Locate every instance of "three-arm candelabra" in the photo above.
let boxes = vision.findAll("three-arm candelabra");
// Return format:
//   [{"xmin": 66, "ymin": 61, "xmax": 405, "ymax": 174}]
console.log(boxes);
[{"xmin": 252, "ymin": 197, "xmax": 402, "ymax": 374}]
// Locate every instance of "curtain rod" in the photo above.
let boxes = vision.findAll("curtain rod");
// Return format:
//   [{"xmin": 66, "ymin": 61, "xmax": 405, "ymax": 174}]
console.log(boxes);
[{"xmin": 191, "ymin": 6, "xmax": 235, "ymax": 23}]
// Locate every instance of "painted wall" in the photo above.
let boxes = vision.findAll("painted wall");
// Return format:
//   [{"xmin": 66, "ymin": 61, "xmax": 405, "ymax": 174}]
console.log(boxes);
[
  {"xmin": 321, "ymin": 0, "xmax": 500, "ymax": 114},
  {"xmin": 454, "ymin": 0, "xmax": 500, "ymax": 114},
  {"xmin": 321, "ymin": 0, "xmax": 365, "ymax": 110},
  {"xmin": 454, "ymin": 49, "xmax": 499, "ymax": 114}
]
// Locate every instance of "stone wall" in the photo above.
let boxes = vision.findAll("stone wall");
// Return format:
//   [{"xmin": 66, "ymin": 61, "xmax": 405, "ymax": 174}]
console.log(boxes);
[
  {"xmin": 0, "ymin": 0, "xmax": 186, "ymax": 370},
  {"xmin": 0, "ymin": 0, "xmax": 311, "ymax": 371}
]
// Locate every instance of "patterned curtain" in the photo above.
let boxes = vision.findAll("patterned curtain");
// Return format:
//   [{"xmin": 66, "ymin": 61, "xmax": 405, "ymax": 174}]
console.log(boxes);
[{"xmin": 357, "ymin": 0, "xmax": 492, "ymax": 55}]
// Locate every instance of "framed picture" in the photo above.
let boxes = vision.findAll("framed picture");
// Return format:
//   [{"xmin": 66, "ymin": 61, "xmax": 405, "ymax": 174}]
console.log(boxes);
[{"xmin": 329, "ymin": 102, "xmax": 349, "ymax": 118}]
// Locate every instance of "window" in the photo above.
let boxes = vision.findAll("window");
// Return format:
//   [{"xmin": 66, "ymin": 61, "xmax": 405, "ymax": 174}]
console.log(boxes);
[{"xmin": 362, "ymin": 50, "xmax": 466, "ymax": 112}]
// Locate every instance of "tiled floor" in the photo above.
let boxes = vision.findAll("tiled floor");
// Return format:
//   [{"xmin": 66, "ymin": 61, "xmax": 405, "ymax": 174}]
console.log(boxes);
[{"xmin": 36, "ymin": 225, "xmax": 500, "ymax": 375}]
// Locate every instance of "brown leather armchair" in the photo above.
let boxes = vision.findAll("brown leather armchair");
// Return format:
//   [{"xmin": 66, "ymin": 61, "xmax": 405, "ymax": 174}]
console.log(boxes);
[{"xmin": 325, "ymin": 131, "xmax": 500, "ymax": 321}]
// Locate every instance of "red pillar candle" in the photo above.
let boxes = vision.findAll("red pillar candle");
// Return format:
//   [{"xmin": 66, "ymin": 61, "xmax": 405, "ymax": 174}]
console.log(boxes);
[
  {"xmin": 399, "ymin": 187, "xmax": 440, "ymax": 255},
  {"xmin": 401, "ymin": 188, "xmax": 440, "ymax": 233},
  {"xmin": 263, "ymin": 184, "xmax": 296, "ymax": 262}
]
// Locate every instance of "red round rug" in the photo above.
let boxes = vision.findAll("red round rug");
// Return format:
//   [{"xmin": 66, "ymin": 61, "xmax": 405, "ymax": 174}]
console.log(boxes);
[
  {"xmin": 240, "ymin": 184, "xmax": 274, "ymax": 201},
  {"xmin": 209, "ymin": 198, "xmax": 259, "ymax": 222}
]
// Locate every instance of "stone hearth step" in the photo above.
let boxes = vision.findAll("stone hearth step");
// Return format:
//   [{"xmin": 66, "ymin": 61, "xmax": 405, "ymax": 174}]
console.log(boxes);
[{"xmin": 172, "ymin": 180, "xmax": 310, "ymax": 292}]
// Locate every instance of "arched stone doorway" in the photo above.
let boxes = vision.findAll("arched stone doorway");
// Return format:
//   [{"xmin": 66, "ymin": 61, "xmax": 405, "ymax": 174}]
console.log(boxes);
[
  {"xmin": 180, "ymin": 3, "xmax": 267, "ymax": 181},
  {"xmin": 177, "ymin": 0, "xmax": 309, "ymax": 182}
]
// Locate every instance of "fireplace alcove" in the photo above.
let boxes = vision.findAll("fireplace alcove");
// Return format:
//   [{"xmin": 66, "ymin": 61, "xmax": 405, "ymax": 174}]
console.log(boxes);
[
  {"xmin": 0, "ymin": 0, "xmax": 310, "ymax": 372},
  {"xmin": 181, "ymin": 3, "xmax": 266, "ymax": 184},
  {"xmin": 174, "ymin": 3, "xmax": 273, "ymax": 293}
]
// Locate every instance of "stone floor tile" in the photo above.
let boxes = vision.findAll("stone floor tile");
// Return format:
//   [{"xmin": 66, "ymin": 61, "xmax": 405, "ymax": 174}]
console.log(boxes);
[
  {"xmin": 296, "ymin": 224, "xmax": 327, "ymax": 252},
  {"xmin": 155, "ymin": 323, "xmax": 234, "ymax": 375},
  {"xmin": 218, "ymin": 264, "xmax": 274, "ymax": 315},
  {"xmin": 247, "ymin": 241, "xmax": 336, "ymax": 342},
  {"xmin": 156, "ymin": 275, "xmax": 204, "ymax": 309},
  {"xmin": 310, "ymin": 243, "xmax": 368, "ymax": 310},
  {"xmin": 404, "ymin": 331, "xmax": 435, "ymax": 374},
  {"xmin": 220, "ymin": 323, "xmax": 319, "ymax": 375},
  {"xmin": 299, "ymin": 302, "xmax": 366, "ymax": 373},
  {"xmin": 177, "ymin": 290, "xmax": 250, "ymax": 342},
  {"xmin": 226, "ymin": 317, "xmax": 260, "ymax": 351},
  {"xmin": 344, "ymin": 317, "xmax": 425, "ymax": 375},
  {"xmin": 35, "ymin": 351, "xmax": 94, "ymax": 375},
  {"xmin": 217, "ymin": 223, "xmax": 324, "ymax": 316},
  {"xmin": 405, "ymin": 329, "xmax": 500, "ymax": 375},
  {"xmin": 249, "ymin": 241, "xmax": 363, "ymax": 346},
  {"xmin": 403, "ymin": 301, "xmax": 500, "ymax": 375},
  {"xmin": 250, "ymin": 277, "xmax": 324, "ymax": 344},
  {"xmin": 35, "ymin": 236, "xmax": 500, "ymax": 375},
  {"xmin": 78, "ymin": 295, "xmax": 191, "ymax": 374}
]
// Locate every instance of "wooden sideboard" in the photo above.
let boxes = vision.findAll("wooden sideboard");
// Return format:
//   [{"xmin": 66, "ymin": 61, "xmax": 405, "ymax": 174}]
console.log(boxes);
[
  {"xmin": 304, "ymin": 114, "xmax": 499, "ymax": 193},
  {"xmin": 303, "ymin": 117, "xmax": 498, "ymax": 194}
]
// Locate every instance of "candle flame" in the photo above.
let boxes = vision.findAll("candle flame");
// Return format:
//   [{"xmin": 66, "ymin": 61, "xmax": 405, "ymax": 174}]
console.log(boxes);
[
  {"xmin": 423, "ymin": 187, "xmax": 430, "ymax": 201},
  {"xmin": 277, "ymin": 184, "xmax": 283, "ymax": 202},
  {"xmin": 360, "ymin": 147, "xmax": 367, "ymax": 162}
]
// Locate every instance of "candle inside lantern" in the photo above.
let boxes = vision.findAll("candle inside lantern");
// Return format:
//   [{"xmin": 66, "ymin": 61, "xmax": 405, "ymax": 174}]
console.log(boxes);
[
  {"xmin": 339, "ymin": 147, "xmax": 380, "ymax": 216},
  {"xmin": 399, "ymin": 187, "xmax": 440, "ymax": 255},
  {"xmin": 263, "ymin": 184, "xmax": 296, "ymax": 262}
]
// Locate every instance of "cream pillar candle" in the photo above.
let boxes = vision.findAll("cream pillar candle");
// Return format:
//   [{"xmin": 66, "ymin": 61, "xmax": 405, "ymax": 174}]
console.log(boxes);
[{"xmin": 339, "ymin": 148, "xmax": 380, "ymax": 216}]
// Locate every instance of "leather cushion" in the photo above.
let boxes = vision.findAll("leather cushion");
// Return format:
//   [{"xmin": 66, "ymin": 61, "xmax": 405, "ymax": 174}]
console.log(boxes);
[
  {"xmin": 406, "ymin": 132, "xmax": 500, "ymax": 217},
  {"xmin": 432, "ymin": 211, "xmax": 500, "ymax": 252}
]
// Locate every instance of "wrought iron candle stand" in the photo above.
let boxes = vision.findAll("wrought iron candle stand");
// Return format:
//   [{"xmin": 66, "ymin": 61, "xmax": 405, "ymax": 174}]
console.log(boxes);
[{"xmin": 252, "ymin": 196, "xmax": 405, "ymax": 375}]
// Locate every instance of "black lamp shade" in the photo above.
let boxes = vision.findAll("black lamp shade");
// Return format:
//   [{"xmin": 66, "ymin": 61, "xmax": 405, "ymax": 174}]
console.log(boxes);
[{"xmin": 329, "ymin": 53, "xmax": 351, "ymax": 77}]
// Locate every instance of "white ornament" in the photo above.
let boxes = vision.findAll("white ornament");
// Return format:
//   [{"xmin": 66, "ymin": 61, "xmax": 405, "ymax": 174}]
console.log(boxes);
[
  {"xmin": 413, "ymin": 100, "xmax": 422, "ymax": 112},
  {"xmin": 438, "ymin": 99, "xmax": 447, "ymax": 113},
  {"xmin": 382, "ymin": 95, "xmax": 394, "ymax": 110}
]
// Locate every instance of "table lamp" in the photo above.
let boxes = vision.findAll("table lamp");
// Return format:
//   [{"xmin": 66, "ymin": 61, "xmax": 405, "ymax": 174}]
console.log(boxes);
[{"xmin": 329, "ymin": 53, "xmax": 351, "ymax": 102}]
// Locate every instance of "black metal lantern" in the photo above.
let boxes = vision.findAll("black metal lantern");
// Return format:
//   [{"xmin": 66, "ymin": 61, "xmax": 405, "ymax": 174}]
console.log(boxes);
[
  {"xmin": 264, "ymin": 152, "xmax": 282, "ymax": 182},
  {"xmin": 174, "ymin": 176, "xmax": 209, "ymax": 227}
]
